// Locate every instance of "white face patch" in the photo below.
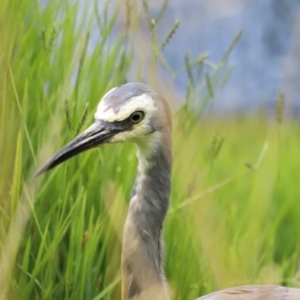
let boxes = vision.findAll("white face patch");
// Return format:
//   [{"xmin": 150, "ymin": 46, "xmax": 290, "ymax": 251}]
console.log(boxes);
[
  {"xmin": 94, "ymin": 87, "xmax": 160, "ymax": 159},
  {"xmin": 94, "ymin": 92, "xmax": 156, "ymax": 122}
]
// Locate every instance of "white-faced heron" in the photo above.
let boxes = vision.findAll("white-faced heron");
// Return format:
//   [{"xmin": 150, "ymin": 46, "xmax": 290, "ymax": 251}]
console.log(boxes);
[{"xmin": 36, "ymin": 82, "xmax": 300, "ymax": 300}]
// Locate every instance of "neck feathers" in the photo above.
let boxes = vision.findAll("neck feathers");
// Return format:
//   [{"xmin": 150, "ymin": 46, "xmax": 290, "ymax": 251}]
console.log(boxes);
[{"xmin": 121, "ymin": 132, "xmax": 172, "ymax": 300}]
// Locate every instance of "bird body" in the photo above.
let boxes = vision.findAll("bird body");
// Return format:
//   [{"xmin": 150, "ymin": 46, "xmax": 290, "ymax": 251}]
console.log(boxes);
[
  {"xmin": 196, "ymin": 285, "xmax": 300, "ymax": 300},
  {"xmin": 37, "ymin": 82, "xmax": 300, "ymax": 300}
]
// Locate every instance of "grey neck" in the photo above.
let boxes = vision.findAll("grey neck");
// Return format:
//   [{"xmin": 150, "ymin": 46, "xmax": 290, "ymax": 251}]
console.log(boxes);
[{"xmin": 121, "ymin": 139, "xmax": 172, "ymax": 300}]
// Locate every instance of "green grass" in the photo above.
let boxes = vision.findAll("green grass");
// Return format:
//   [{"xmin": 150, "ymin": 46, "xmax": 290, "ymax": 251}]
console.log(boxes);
[{"xmin": 1, "ymin": 1, "xmax": 300, "ymax": 299}]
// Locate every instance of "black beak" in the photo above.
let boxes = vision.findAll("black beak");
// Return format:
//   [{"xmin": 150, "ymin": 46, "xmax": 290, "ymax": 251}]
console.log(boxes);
[{"xmin": 35, "ymin": 120, "xmax": 117, "ymax": 177}]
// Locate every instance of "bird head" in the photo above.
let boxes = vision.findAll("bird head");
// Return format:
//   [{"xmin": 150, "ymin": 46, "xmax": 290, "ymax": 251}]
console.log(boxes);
[{"xmin": 35, "ymin": 82, "xmax": 171, "ymax": 176}]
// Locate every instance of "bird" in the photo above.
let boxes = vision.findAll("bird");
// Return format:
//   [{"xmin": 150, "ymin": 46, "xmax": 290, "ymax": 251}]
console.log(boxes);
[{"xmin": 36, "ymin": 82, "xmax": 300, "ymax": 300}]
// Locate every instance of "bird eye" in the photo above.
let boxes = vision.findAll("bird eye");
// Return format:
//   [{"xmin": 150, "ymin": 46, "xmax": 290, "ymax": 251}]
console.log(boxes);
[{"xmin": 129, "ymin": 111, "xmax": 145, "ymax": 123}]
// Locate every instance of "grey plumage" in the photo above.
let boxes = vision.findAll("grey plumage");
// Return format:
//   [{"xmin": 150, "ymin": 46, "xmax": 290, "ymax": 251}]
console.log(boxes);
[
  {"xmin": 36, "ymin": 82, "xmax": 300, "ymax": 300},
  {"xmin": 197, "ymin": 285, "xmax": 300, "ymax": 300}
]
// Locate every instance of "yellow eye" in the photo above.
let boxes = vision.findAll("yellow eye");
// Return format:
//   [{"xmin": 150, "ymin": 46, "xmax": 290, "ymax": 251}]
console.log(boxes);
[{"xmin": 129, "ymin": 111, "xmax": 145, "ymax": 123}]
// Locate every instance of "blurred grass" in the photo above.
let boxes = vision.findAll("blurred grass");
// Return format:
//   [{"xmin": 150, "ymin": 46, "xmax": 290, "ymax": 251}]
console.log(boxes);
[{"xmin": 1, "ymin": 0, "xmax": 300, "ymax": 300}]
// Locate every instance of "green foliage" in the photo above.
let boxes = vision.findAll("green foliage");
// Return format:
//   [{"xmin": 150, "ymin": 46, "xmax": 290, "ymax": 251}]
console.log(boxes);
[{"xmin": 1, "ymin": 1, "xmax": 300, "ymax": 300}]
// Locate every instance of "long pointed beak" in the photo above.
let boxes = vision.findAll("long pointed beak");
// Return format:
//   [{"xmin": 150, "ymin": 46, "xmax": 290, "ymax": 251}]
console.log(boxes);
[{"xmin": 35, "ymin": 120, "xmax": 116, "ymax": 177}]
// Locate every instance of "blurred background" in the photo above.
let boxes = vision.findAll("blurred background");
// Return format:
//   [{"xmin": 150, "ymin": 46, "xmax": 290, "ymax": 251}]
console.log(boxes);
[
  {"xmin": 144, "ymin": 0, "xmax": 300, "ymax": 113},
  {"xmin": 1, "ymin": 1, "xmax": 300, "ymax": 300},
  {"xmin": 150, "ymin": 0, "xmax": 300, "ymax": 113}
]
